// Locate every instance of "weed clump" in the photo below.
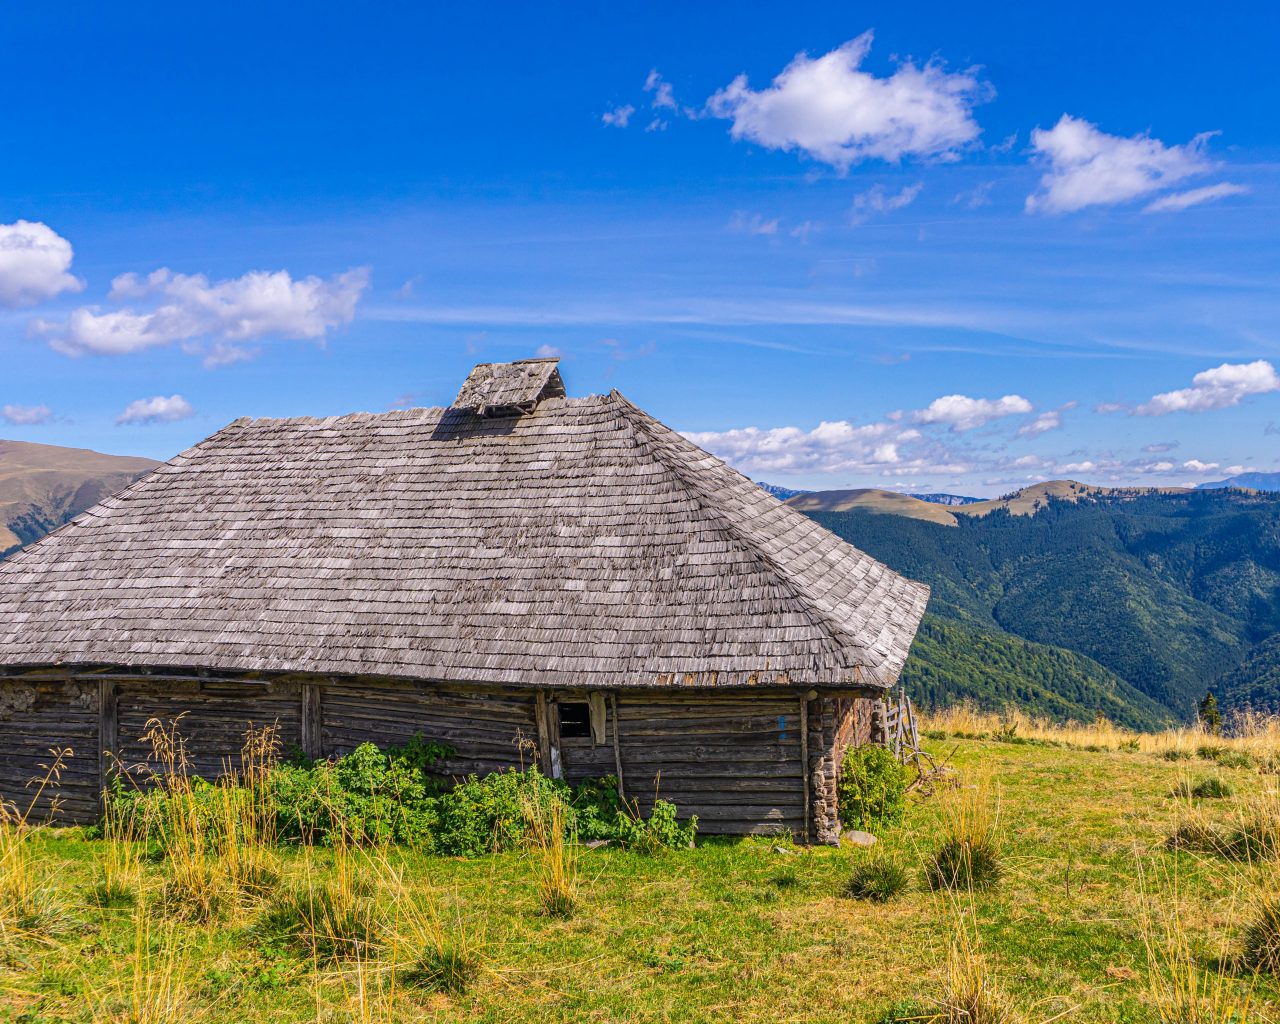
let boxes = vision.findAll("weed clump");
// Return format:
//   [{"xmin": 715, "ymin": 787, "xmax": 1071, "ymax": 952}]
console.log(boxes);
[
  {"xmin": 259, "ymin": 870, "xmax": 382, "ymax": 962},
  {"xmin": 407, "ymin": 939, "xmax": 482, "ymax": 995},
  {"xmin": 838, "ymin": 744, "xmax": 908, "ymax": 833},
  {"xmin": 935, "ymin": 919, "xmax": 1016, "ymax": 1024},
  {"xmin": 925, "ymin": 779, "xmax": 1002, "ymax": 892},
  {"xmin": 844, "ymin": 857, "xmax": 910, "ymax": 902},
  {"xmin": 1171, "ymin": 775, "xmax": 1236, "ymax": 800},
  {"xmin": 1242, "ymin": 894, "xmax": 1280, "ymax": 975}
]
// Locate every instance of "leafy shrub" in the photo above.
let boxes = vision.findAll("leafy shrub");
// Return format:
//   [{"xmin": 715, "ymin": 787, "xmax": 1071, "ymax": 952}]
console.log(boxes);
[
  {"xmin": 611, "ymin": 799, "xmax": 697, "ymax": 853},
  {"xmin": 1242, "ymin": 895, "xmax": 1280, "ymax": 975},
  {"xmin": 844, "ymin": 857, "xmax": 910, "ymax": 902},
  {"xmin": 838, "ymin": 745, "xmax": 908, "ymax": 832}
]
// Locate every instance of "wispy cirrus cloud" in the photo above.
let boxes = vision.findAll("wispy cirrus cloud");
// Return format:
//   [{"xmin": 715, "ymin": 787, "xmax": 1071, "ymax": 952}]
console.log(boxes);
[
  {"xmin": 1026, "ymin": 115, "xmax": 1237, "ymax": 214},
  {"xmin": 34, "ymin": 266, "xmax": 369, "ymax": 366},
  {"xmin": 850, "ymin": 183, "xmax": 922, "ymax": 224},
  {"xmin": 1144, "ymin": 182, "xmax": 1250, "ymax": 213},
  {"xmin": 706, "ymin": 31, "xmax": 990, "ymax": 171},
  {"xmin": 1135, "ymin": 360, "xmax": 1280, "ymax": 415}
]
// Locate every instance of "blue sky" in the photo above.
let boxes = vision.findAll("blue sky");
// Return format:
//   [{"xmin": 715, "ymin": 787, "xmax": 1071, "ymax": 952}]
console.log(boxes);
[{"xmin": 2, "ymin": 1, "xmax": 1277, "ymax": 495}]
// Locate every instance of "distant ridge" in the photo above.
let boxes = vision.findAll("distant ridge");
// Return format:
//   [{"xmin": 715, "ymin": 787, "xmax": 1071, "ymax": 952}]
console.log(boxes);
[
  {"xmin": 1198, "ymin": 471, "xmax": 1280, "ymax": 492},
  {"xmin": 785, "ymin": 488, "xmax": 960, "ymax": 526},
  {"xmin": 756, "ymin": 482, "xmax": 810, "ymax": 501},
  {"xmin": 907, "ymin": 492, "xmax": 981, "ymax": 506},
  {"xmin": 0, "ymin": 439, "xmax": 159, "ymax": 556}
]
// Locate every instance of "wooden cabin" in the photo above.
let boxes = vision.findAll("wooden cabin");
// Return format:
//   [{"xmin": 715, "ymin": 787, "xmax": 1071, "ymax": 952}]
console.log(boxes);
[{"xmin": 0, "ymin": 359, "xmax": 928, "ymax": 842}]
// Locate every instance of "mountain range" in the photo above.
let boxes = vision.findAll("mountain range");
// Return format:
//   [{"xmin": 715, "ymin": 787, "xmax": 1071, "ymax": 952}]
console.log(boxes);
[
  {"xmin": 0, "ymin": 439, "xmax": 158, "ymax": 558},
  {"xmin": 791, "ymin": 483, "xmax": 1280, "ymax": 726},
  {"xmin": 1197, "ymin": 471, "xmax": 1280, "ymax": 491}
]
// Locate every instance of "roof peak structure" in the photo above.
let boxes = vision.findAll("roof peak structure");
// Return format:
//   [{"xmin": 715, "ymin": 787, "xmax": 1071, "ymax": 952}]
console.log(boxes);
[{"xmin": 0, "ymin": 361, "xmax": 928, "ymax": 689}]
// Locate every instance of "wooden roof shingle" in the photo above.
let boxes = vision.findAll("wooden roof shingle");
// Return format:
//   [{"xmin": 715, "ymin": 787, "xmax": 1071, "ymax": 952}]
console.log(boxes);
[{"xmin": 0, "ymin": 371, "xmax": 929, "ymax": 689}]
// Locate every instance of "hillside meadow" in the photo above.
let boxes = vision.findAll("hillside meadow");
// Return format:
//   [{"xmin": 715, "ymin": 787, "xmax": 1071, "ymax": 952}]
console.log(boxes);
[{"xmin": 0, "ymin": 714, "xmax": 1275, "ymax": 1023}]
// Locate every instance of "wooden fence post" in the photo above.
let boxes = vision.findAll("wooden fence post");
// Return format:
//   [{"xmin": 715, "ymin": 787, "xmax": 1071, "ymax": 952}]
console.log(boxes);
[
  {"xmin": 98, "ymin": 679, "xmax": 117, "ymax": 807},
  {"xmin": 301, "ymin": 682, "xmax": 322, "ymax": 760}
]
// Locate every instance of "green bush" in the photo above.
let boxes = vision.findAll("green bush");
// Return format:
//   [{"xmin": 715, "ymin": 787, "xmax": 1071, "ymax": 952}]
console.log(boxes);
[
  {"xmin": 838, "ymin": 745, "xmax": 908, "ymax": 832},
  {"xmin": 109, "ymin": 738, "xmax": 697, "ymax": 857}
]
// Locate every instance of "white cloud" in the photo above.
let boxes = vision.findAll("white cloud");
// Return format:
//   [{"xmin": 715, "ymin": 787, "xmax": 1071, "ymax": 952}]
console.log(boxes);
[
  {"xmin": 728, "ymin": 211, "xmax": 780, "ymax": 235},
  {"xmin": 913, "ymin": 393, "xmax": 1033, "ymax": 432},
  {"xmin": 1135, "ymin": 360, "xmax": 1280, "ymax": 416},
  {"xmin": 644, "ymin": 69, "xmax": 676, "ymax": 111},
  {"xmin": 534, "ymin": 343, "xmax": 562, "ymax": 358},
  {"xmin": 850, "ymin": 183, "xmax": 922, "ymax": 224},
  {"xmin": 2, "ymin": 404, "xmax": 52, "ymax": 426},
  {"xmin": 36, "ymin": 266, "xmax": 369, "ymax": 361},
  {"xmin": 601, "ymin": 104, "xmax": 635, "ymax": 128},
  {"xmin": 0, "ymin": 221, "xmax": 83, "ymax": 308},
  {"xmin": 1058, "ymin": 460, "xmax": 1097, "ymax": 474},
  {"xmin": 115, "ymin": 394, "xmax": 194, "ymax": 426},
  {"xmin": 1144, "ymin": 182, "xmax": 1250, "ymax": 213},
  {"xmin": 1182, "ymin": 459, "xmax": 1220, "ymax": 472},
  {"xmin": 1026, "ymin": 115, "xmax": 1225, "ymax": 213},
  {"xmin": 706, "ymin": 31, "xmax": 989, "ymax": 171},
  {"xmin": 1017, "ymin": 400, "xmax": 1076, "ymax": 437},
  {"xmin": 1142, "ymin": 441, "xmax": 1179, "ymax": 453},
  {"xmin": 685, "ymin": 419, "xmax": 964, "ymax": 477},
  {"xmin": 1094, "ymin": 401, "xmax": 1126, "ymax": 414}
]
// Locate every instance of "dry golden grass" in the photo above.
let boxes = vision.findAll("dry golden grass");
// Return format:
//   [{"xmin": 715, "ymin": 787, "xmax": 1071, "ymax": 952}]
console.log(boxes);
[
  {"xmin": 921, "ymin": 704, "xmax": 1280, "ymax": 765},
  {"xmin": 522, "ymin": 792, "xmax": 578, "ymax": 919}
]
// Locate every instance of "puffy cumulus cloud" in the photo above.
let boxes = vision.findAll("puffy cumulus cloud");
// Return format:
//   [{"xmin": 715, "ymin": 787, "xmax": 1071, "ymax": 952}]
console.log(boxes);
[
  {"xmin": 1026, "ymin": 115, "xmax": 1228, "ymax": 214},
  {"xmin": 684, "ymin": 419, "xmax": 964, "ymax": 477},
  {"xmin": 913, "ymin": 393, "xmax": 1033, "ymax": 432},
  {"xmin": 850, "ymin": 183, "xmax": 922, "ymax": 224},
  {"xmin": 115, "ymin": 394, "xmax": 194, "ymax": 426},
  {"xmin": 534, "ymin": 343, "xmax": 562, "ymax": 358},
  {"xmin": 2, "ymin": 403, "xmax": 53, "ymax": 426},
  {"xmin": 35, "ymin": 266, "xmax": 370, "ymax": 363},
  {"xmin": 1144, "ymin": 182, "xmax": 1250, "ymax": 213},
  {"xmin": 1182, "ymin": 459, "xmax": 1220, "ymax": 472},
  {"xmin": 0, "ymin": 221, "xmax": 83, "ymax": 308},
  {"xmin": 706, "ymin": 31, "xmax": 989, "ymax": 171},
  {"xmin": 1135, "ymin": 360, "xmax": 1280, "ymax": 416},
  {"xmin": 601, "ymin": 104, "xmax": 635, "ymax": 128},
  {"xmin": 644, "ymin": 69, "xmax": 676, "ymax": 111}
]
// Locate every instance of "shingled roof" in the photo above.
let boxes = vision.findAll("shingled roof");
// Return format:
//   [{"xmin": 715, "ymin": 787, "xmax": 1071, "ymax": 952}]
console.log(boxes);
[{"xmin": 0, "ymin": 363, "xmax": 929, "ymax": 689}]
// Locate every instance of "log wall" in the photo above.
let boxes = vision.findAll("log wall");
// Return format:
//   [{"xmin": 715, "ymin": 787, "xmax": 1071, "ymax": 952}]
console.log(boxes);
[{"xmin": 0, "ymin": 671, "xmax": 879, "ymax": 839}]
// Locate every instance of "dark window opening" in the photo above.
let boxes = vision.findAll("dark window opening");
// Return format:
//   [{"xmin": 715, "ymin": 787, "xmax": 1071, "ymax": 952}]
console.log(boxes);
[{"xmin": 558, "ymin": 702, "xmax": 592, "ymax": 739}]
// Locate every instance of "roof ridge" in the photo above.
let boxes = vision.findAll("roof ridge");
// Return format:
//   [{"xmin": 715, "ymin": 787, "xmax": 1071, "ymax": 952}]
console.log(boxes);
[{"xmin": 607, "ymin": 391, "xmax": 875, "ymax": 676}]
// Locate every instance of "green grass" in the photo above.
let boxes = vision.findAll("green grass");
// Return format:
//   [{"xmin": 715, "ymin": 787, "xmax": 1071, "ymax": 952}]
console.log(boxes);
[{"xmin": 3, "ymin": 738, "xmax": 1279, "ymax": 1022}]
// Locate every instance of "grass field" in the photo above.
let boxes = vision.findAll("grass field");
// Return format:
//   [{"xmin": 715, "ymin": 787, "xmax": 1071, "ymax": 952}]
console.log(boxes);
[{"xmin": 1, "ymin": 727, "xmax": 1279, "ymax": 1023}]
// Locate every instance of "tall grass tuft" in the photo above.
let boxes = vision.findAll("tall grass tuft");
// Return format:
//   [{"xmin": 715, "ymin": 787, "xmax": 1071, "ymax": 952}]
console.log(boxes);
[
  {"xmin": 1241, "ymin": 871, "xmax": 1280, "ymax": 976},
  {"xmin": 1139, "ymin": 860, "xmax": 1255, "ymax": 1024},
  {"xmin": 522, "ymin": 791, "xmax": 578, "ymax": 918},
  {"xmin": 259, "ymin": 842, "xmax": 382, "ymax": 962},
  {"xmin": 934, "ymin": 913, "xmax": 1016, "ymax": 1024},
  {"xmin": 91, "ymin": 893, "xmax": 203, "ymax": 1023},
  {"xmin": 844, "ymin": 855, "xmax": 910, "ymax": 903},
  {"xmin": 0, "ymin": 748, "xmax": 73, "ymax": 938},
  {"xmin": 925, "ymin": 776, "xmax": 1003, "ymax": 892}
]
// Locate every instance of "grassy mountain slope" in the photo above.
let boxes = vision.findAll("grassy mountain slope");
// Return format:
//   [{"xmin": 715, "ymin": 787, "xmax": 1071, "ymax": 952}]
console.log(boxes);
[
  {"xmin": 0, "ymin": 439, "xmax": 158, "ymax": 557},
  {"xmin": 785, "ymin": 488, "xmax": 958, "ymax": 525}
]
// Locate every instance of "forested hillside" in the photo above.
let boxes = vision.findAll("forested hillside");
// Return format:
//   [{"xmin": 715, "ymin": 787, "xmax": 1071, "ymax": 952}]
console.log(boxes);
[{"xmin": 807, "ymin": 488, "xmax": 1280, "ymax": 723}]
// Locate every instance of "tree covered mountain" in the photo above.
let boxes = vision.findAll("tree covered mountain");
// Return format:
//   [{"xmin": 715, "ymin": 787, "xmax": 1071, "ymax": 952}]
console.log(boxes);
[{"xmin": 804, "ymin": 486, "xmax": 1280, "ymax": 724}]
